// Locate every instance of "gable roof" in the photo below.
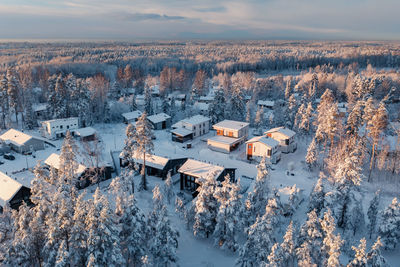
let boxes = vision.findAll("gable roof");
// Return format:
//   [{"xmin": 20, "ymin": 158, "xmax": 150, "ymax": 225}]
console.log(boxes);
[
  {"xmin": 147, "ymin": 113, "xmax": 171, "ymax": 124},
  {"xmin": 181, "ymin": 115, "xmax": 210, "ymax": 126},
  {"xmin": 213, "ymin": 120, "xmax": 249, "ymax": 131},
  {"xmin": 0, "ymin": 129, "xmax": 44, "ymax": 147},
  {"xmin": 74, "ymin": 127, "xmax": 96, "ymax": 138},
  {"xmin": 44, "ymin": 153, "xmax": 87, "ymax": 176},
  {"xmin": 178, "ymin": 159, "xmax": 224, "ymax": 179},
  {"xmin": 171, "ymin": 127, "xmax": 193, "ymax": 137},
  {"xmin": 122, "ymin": 110, "xmax": 142, "ymax": 121},
  {"xmin": 246, "ymin": 136, "xmax": 280, "ymax": 148},
  {"xmin": 0, "ymin": 171, "xmax": 23, "ymax": 207},
  {"xmin": 132, "ymin": 153, "xmax": 186, "ymax": 170},
  {"xmin": 42, "ymin": 117, "xmax": 79, "ymax": 125},
  {"xmin": 265, "ymin": 127, "xmax": 296, "ymax": 138}
]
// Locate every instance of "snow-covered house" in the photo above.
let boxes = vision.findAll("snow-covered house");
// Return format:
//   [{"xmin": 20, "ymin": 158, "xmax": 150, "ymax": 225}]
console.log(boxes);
[
  {"xmin": 41, "ymin": 117, "xmax": 79, "ymax": 139},
  {"xmin": 178, "ymin": 159, "xmax": 235, "ymax": 197},
  {"xmin": 0, "ymin": 129, "xmax": 45, "ymax": 154},
  {"xmin": 257, "ymin": 100, "xmax": 275, "ymax": 110},
  {"xmin": 193, "ymin": 102, "xmax": 209, "ymax": 115},
  {"xmin": 44, "ymin": 153, "xmax": 112, "ymax": 189},
  {"xmin": 147, "ymin": 113, "xmax": 171, "ymax": 130},
  {"xmin": 198, "ymin": 96, "xmax": 214, "ymax": 104},
  {"xmin": 121, "ymin": 153, "xmax": 187, "ymax": 178},
  {"xmin": 74, "ymin": 127, "xmax": 97, "ymax": 142},
  {"xmin": 0, "ymin": 171, "xmax": 31, "ymax": 211},
  {"xmin": 265, "ymin": 127, "xmax": 297, "ymax": 153},
  {"xmin": 171, "ymin": 115, "xmax": 210, "ymax": 143},
  {"xmin": 207, "ymin": 120, "xmax": 249, "ymax": 153},
  {"xmin": 245, "ymin": 136, "xmax": 281, "ymax": 164},
  {"xmin": 32, "ymin": 103, "xmax": 48, "ymax": 119},
  {"xmin": 122, "ymin": 110, "xmax": 142, "ymax": 124}
]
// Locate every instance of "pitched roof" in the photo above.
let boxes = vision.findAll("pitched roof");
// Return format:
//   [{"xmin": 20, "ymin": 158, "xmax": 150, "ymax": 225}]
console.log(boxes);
[
  {"xmin": 44, "ymin": 153, "xmax": 87, "ymax": 176},
  {"xmin": 0, "ymin": 129, "xmax": 43, "ymax": 146},
  {"xmin": 171, "ymin": 127, "xmax": 193, "ymax": 137},
  {"xmin": 208, "ymin": 135, "xmax": 241, "ymax": 145},
  {"xmin": 213, "ymin": 120, "xmax": 249, "ymax": 131},
  {"xmin": 257, "ymin": 100, "xmax": 275, "ymax": 107},
  {"xmin": 181, "ymin": 115, "xmax": 210, "ymax": 125},
  {"xmin": 246, "ymin": 136, "xmax": 279, "ymax": 148},
  {"xmin": 147, "ymin": 113, "xmax": 171, "ymax": 124},
  {"xmin": 265, "ymin": 127, "xmax": 296, "ymax": 138},
  {"xmin": 32, "ymin": 103, "xmax": 48, "ymax": 112},
  {"xmin": 178, "ymin": 159, "xmax": 224, "ymax": 179},
  {"xmin": 132, "ymin": 153, "xmax": 186, "ymax": 170},
  {"xmin": 74, "ymin": 127, "xmax": 96, "ymax": 137},
  {"xmin": 42, "ymin": 117, "xmax": 79, "ymax": 125},
  {"xmin": 0, "ymin": 171, "xmax": 23, "ymax": 207},
  {"xmin": 122, "ymin": 110, "xmax": 142, "ymax": 121}
]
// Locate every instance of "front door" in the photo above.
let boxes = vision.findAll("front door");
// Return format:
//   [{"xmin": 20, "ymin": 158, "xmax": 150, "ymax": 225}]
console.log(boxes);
[{"xmin": 247, "ymin": 144, "xmax": 253, "ymax": 156}]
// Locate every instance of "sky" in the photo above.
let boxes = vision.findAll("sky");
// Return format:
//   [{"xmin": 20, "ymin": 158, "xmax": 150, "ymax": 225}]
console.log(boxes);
[{"xmin": 0, "ymin": 0, "xmax": 399, "ymax": 40}]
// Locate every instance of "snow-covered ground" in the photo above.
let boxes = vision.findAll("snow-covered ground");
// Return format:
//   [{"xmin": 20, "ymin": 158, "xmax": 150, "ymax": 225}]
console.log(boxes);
[{"xmin": 1, "ymin": 123, "xmax": 399, "ymax": 266}]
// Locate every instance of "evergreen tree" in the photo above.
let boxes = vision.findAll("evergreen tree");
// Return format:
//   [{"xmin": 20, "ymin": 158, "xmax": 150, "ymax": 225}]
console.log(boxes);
[
  {"xmin": 227, "ymin": 85, "xmax": 246, "ymax": 121},
  {"xmin": 70, "ymin": 193, "xmax": 89, "ymax": 267},
  {"xmin": 346, "ymin": 100, "xmax": 364, "ymax": 135},
  {"xmin": 264, "ymin": 243, "xmax": 282, "ymax": 267},
  {"xmin": 279, "ymin": 221, "xmax": 296, "ymax": 266},
  {"xmin": 175, "ymin": 196, "xmax": 185, "ymax": 219},
  {"xmin": 298, "ymin": 210, "xmax": 323, "ymax": 265},
  {"xmin": 296, "ymin": 241, "xmax": 317, "ymax": 267},
  {"xmin": 0, "ymin": 206, "xmax": 14, "ymax": 262},
  {"xmin": 320, "ymin": 209, "xmax": 344, "ymax": 267},
  {"xmin": 305, "ymin": 138, "xmax": 318, "ymax": 170},
  {"xmin": 347, "ymin": 238, "xmax": 367, "ymax": 267},
  {"xmin": 209, "ymin": 88, "xmax": 226, "ymax": 124},
  {"xmin": 134, "ymin": 112, "xmax": 154, "ymax": 191},
  {"xmin": 163, "ymin": 170, "xmax": 175, "ymax": 204},
  {"xmin": 254, "ymin": 107, "xmax": 264, "ymax": 133},
  {"xmin": 378, "ymin": 197, "xmax": 400, "ymax": 250},
  {"xmin": 315, "ymin": 89, "xmax": 335, "ymax": 148},
  {"xmin": 58, "ymin": 131, "xmax": 80, "ymax": 191},
  {"xmin": 193, "ymin": 171, "xmax": 218, "ymax": 238},
  {"xmin": 121, "ymin": 123, "xmax": 137, "ymax": 168},
  {"xmin": 285, "ymin": 78, "xmax": 291, "ymax": 99},
  {"xmin": 0, "ymin": 74, "xmax": 9, "ymax": 129},
  {"xmin": 367, "ymin": 190, "xmax": 380, "ymax": 239},
  {"xmin": 308, "ymin": 174, "xmax": 325, "ymax": 214},
  {"xmin": 6, "ymin": 68, "xmax": 21, "ymax": 123},
  {"xmin": 144, "ymin": 85, "xmax": 153, "ymax": 115},
  {"xmin": 366, "ymin": 237, "xmax": 389, "ymax": 267}
]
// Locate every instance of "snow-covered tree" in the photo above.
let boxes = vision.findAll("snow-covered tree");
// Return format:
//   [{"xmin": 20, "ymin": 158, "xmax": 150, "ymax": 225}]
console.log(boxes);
[
  {"xmin": 134, "ymin": 111, "xmax": 154, "ymax": 191},
  {"xmin": 298, "ymin": 210, "xmax": 324, "ymax": 265},
  {"xmin": 254, "ymin": 107, "xmax": 264, "ymax": 133},
  {"xmin": 296, "ymin": 241, "xmax": 317, "ymax": 267},
  {"xmin": 175, "ymin": 196, "xmax": 185, "ymax": 218},
  {"xmin": 320, "ymin": 209, "xmax": 343, "ymax": 267},
  {"xmin": 367, "ymin": 190, "xmax": 380, "ymax": 239},
  {"xmin": 347, "ymin": 238, "xmax": 367, "ymax": 267},
  {"xmin": 366, "ymin": 237, "xmax": 389, "ymax": 267},
  {"xmin": 193, "ymin": 171, "xmax": 218, "ymax": 238},
  {"xmin": 208, "ymin": 88, "xmax": 226, "ymax": 124},
  {"xmin": 0, "ymin": 206, "xmax": 14, "ymax": 262},
  {"xmin": 144, "ymin": 85, "xmax": 153, "ymax": 115},
  {"xmin": 346, "ymin": 100, "xmax": 364, "ymax": 135},
  {"xmin": 279, "ymin": 221, "xmax": 297, "ymax": 266},
  {"xmin": 6, "ymin": 68, "xmax": 21, "ymax": 123},
  {"xmin": 308, "ymin": 174, "xmax": 325, "ymax": 214},
  {"xmin": 163, "ymin": 170, "xmax": 175, "ymax": 204},
  {"xmin": 314, "ymin": 88, "xmax": 335, "ymax": 147},
  {"xmin": 264, "ymin": 243, "xmax": 282, "ymax": 267},
  {"xmin": 305, "ymin": 138, "xmax": 318, "ymax": 170},
  {"xmin": 378, "ymin": 197, "xmax": 400, "ymax": 250},
  {"xmin": 227, "ymin": 85, "xmax": 246, "ymax": 121}
]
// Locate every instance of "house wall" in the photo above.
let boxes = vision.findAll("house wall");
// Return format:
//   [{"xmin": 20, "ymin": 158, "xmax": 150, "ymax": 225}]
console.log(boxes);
[
  {"xmin": 182, "ymin": 119, "xmax": 209, "ymax": 138},
  {"xmin": 43, "ymin": 118, "xmax": 79, "ymax": 139},
  {"xmin": 8, "ymin": 138, "xmax": 45, "ymax": 154},
  {"xmin": 8, "ymin": 186, "xmax": 32, "ymax": 210},
  {"xmin": 214, "ymin": 125, "xmax": 249, "ymax": 139},
  {"xmin": 207, "ymin": 140, "xmax": 231, "ymax": 153}
]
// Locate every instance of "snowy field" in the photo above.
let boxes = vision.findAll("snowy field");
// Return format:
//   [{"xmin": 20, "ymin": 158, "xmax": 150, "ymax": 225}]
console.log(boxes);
[{"xmin": 1, "ymin": 123, "xmax": 399, "ymax": 266}]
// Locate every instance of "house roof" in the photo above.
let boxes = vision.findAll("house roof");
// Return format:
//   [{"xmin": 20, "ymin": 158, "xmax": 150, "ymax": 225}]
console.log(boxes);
[
  {"xmin": 199, "ymin": 96, "xmax": 214, "ymax": 101},
  {"xmin": 182, "ymin": 115, "xmax": 210, "ymax": 126},
  {"xmin": 0, "ymin": 129, "xmax": 44, "ymax": 147},
  {"xmin": 257, "ymin": 100, "xmax": 275, "ymax": 107},
  {"xmin": 132, "ymin": 153, "xmax": 186, "ymax": 170},
  {"xmin": 122, "ymin": 110, "xmax": 142, "ymax": 121},
  {"xmin": 74, "ymin": 127, "xmax": 96, "ymax": 137},
  {"xmin": 42, "ymin": 117, "xmax": 79, "ymax": 125},
  {"xmin": 44, "ymin": 153, "xmax": 87, "ymax": 176},
  {"xmin": 265, "ymin": 127, "xmax": 296, "ymax": 138},
  {"xmin": 213, "ymin": 120, "xmax": 249, "ymax": 131},
  {"xmin": 194, "ymin": 102, "xmax": 209, "ymax": 111},
  {"xmin": 147, "ymin": 113, "xmax": 171, "ymax": 124},
  {"xmin": 178, "ymin": 159, "xmax": 224, "ymax": 179},
  {"xmin": 208, "ymin": 135, "xmax": 241, "ymax": 145},
  {"xmin": 32, "ymin": 103, "xmax": 48, "ymax": 112},
  {"xmin": 246, "ymin": 136, "xmax": 279, "ymax": 148},
  {"xmin": 171, "ymin": 127, "xmax": 193, "ymax": 137},
  {"xmin": 0, "ymin": 171, "xmax": 23, "ymax": 207}
]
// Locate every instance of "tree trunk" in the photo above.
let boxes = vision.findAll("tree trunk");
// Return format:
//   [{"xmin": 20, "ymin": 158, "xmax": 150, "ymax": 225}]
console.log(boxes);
[
  {"xmin": 142, "ymin": 152, "xmax": 147, "ymax": 190},
  {"xmin": 368, "ymin": 143, "xmax": 376, "ymax": 182}
]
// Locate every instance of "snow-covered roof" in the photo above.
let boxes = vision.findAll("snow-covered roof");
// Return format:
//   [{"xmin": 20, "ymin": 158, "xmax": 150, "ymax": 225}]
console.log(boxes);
[
  {"xmin": 265, "ymin": 127, "xmax": 296, "ymax": 138},
  {"xmin": 194, "ymin": 102, "xmax": 209, "ymax": 111},
  {"xmin": 182, "ymin": 115, "xmax": 210, "ymax": 126},
  {"xmin": 0, "ymin": 171, "xmax": 23, "ymax": 207},
  {"xmin": 147, "ymin": 113, "xmax": 171, "ymax": 124},
  {"xmin": 257, "ymin": 100, "xmax": 275, "ymax": 107},
  {"xmin": 171, "ymin": 127, "xmax": 193, "ymax": 137},
  {"xmin": 246, "ymin": 136, "xmax": 279, "ymax": 148},
  {"xmin": 199, "ymin": 96, "xmax": 214, "ymax": 102},
  {"xmin": 0, "ymin": 129, "xmax": 43, "ymax": 147},
  {"xmin": 213, "ymin": 120, "xmax": 249, "ymax": 131},
  {"xmin": 32, "ymin": 103, "xmax": 48, "ymax": 112},
  {"xmin": 278, "ymin": 185, "xmax": 304, "ymax": 206},
  {"xmin": 74, "ymin": 127, "xmax": 96, "ymax": 137},
  {"xmin": 122, "ymin": 110, "xmax": 142, "ymax": 121},
  {"xmin": 44, "ymin": 153, "xmax": 87, "ymax": 176},
  {"xmin": 171, "ymin": 121, "xmax": 183, "ymax": 129},
  {"xmin": 178, "ymin": 159, "xmax": 224, "ymax": 179},
  {"xmin": 132, "ymin": 153, "xmax": 186, "ymax": 170},
  {"xmin": 42, "ymin": 117, "xmax": 78, "ymax": 125},
  {"xmin": 208, "ymin": 135, "xmax": 241, "ymax": 145}
]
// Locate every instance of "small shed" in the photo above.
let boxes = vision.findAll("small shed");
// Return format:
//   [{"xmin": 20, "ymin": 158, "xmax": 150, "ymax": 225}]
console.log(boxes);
[
  {"xmin": 0, "ymin": 171, "xmax": 31, "ymax": 211},
  {"xmin": 122, "ymin": 110, "xmax": 143, "ymax": 124},
  {"xmin": 74, "ymin": 127, "xmax": 97, "ymax": 142},
  {"xmin": 147, "ymin": 113, "xmax": 171, "ymax": 130}
]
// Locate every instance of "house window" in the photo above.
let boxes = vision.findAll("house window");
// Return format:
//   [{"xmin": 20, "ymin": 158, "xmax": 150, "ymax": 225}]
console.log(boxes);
[
  {"xmin": 267, "ymin": 149, "xmax": 272, "ymax": 156},
  {"xmin": 228, "ymin": 131, "xmax": 233, "ymax": 137},
  {"xmin": 285, "ymin": 139, "xmax": 289, "ymax": 145},
  {"xmin": 217, "ymin": 130, "xmax": 223, "ymax": 136},
  {"xmin": 60, "ymin": 125, "xmax": 63, "ymax": 129},
  {"xmin": 67, "ymin": 125, "xmax": 69, "ymax": 129}
]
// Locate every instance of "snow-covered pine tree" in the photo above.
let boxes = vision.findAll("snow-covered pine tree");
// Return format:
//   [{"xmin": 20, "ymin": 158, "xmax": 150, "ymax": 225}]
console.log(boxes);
[
  {"xmin": 24, "ymin": 95, "xmax": 36, "ymax": 130},
  {"xmin": 193, "ymin": 171, "xmax": 219, "ymax": 238},
  {"xmin": 296, "ymin": 241, "xmax": 317, "ymax": 267},
  {"xmin": 254, "ymin": 106, "xmax": 264, "ymax": 134},
  {"xmin": 144, "ymin": 85, "xmax": 153, "ymax": 115},
  {"xmin": 264, "ymin": 243, "xmax": 282, "ymax": 267},
  {"xmin": 0, "ymin": 205, "xmax": 14, "ymax": 262},
  {"xmin": 0, "ymin": 74, "xmax": 9, "ymax": 129},
  {"xmin": 320, "ymin": 209, "xmax": 344, "ymax": 267},
  {"xmin": 54, "ymin": 240, "xmax": 70, "ymax": 267},
  {"xmin": 121, "ymin": 123, "xmax": 137, "ymax": 168},
  {"xmin": 279, "ymin": 221, "xmax": 297, "ymax": 266},
  {"xmin": 305, "ymin": 138, "xmax": 318, "ymax": 170},
  {"xmin": 378, "ymin": 197, "xmax": 400, "ymax": 250},
  {"xmin": 150, "ymin": 206, "xmax": 179, "ymax": 266},
  {"xmin": 346, "ymin": 100, "xmax": 364, "ymax": 135},
  {"xmin": 366, "ymin": 237, "xmax": 389, "ymax": 267},
  {"xmin": 175, "ymin": 196, "xmax": 185, "ymax": 218},
  {"xmin": 314, "ymin": 88, "xmax": 335, "ymax": 148},
  {"xmin": 208, "ymin": 88, "xmax": 226, "ymax": 124},
  {"xmin": 367, "ymin": 190, "xmax": 380, "ymax": 239},
  {"xmin": 163, "ymin": 170, "xmax": 175, "ymax": 204},
  {"xmin": 75, "ymin": 79, "xmax": 91, "ymax": 127},
  {"xmin": 70, "ymin": 192, "xmax": 89, "ymax": 266},
  {"xmin": 308, "ymin": 174, "xmax": 325, "ymax": 215},
  {"xmin": 227, "ymin": 85, "xmax": 246, "ymax": 121},
  {"xmin": 6, "ymin": 68, "xmax": 21, "ymax": 123},
  {"xmin": 362, "ymin": 98, "xmax": 375, "ymax": 126},
  {"xmin": 148, "ymin": 184, "xmax": 164, "ymax": 234},
  {"xmin": 85, "ymin": 188, "xmax": 125, "ymax": 266},
  {"xmin": 298, "ymin": 210, "xmax": 324, "ymax": 265},
  {"xmin": 294, "ymin": 103, "xmax": 306, "ymax": 132},
  {"xmin": 58, "ymin": 131, "xmax": 79, "ymax": 193},
  {"xmin": 309, "ymin": 73, "xmax": 318, "ymax": 99},
  {"xmin": 285, "ymin": 78, "xmax": 291, "ymax": 99},
  {"xmin": 134, "ymin": 111, "xmax": 154, "ymax": 191},
  {"xmin": 213, "ymin": 176, "xmax": 242, "ymax": 251},
  {"xmin": 287, "ymin": 94, "xmax": 298, "ymax": 127},
  {"xmin": 347, "ymin": 238, "xmax": 367, "ymax": 267}
]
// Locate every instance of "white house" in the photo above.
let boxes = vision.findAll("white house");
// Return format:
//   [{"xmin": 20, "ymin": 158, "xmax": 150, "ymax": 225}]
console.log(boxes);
[
  {"xmin": 122, "ymin": 110, "xmax": 142, "ymax": 124},
  {"xmin": 257, "ymin": 100, "xmax": 275, "ymax": 110},
  {"xmin": 245, "ymin": 136, "xmax": 281, "ymax": 164},
  {"xmin": 207, "ymin": 120, "xmax": 249, "ymax": 153},
  {"xmin": 41, "ymin": 117, "xmax": 79, "ymax": 139},
  {"xmin": 147, "ymin": 113, "xmax": 171, "ymax": 130},
  {"xmin": 0, "ymin": 129, "xmax": 45, "ymax": 154},
  {"xmin": 171, "ymin": 115, "xmax": 210, "ymax": 143},
  {"xmin": 265, "ymin": 127, "xmax": 297, "ymax": 153}
]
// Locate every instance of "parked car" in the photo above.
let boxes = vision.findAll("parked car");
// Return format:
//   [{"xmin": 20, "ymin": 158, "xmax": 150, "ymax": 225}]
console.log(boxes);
[
  {"xmin": 0, "ymin": 161, "xmax": 4, "ymax": 165},
  {"xmin": 3, "ymin": 153, "xmax": 15, "ymax": 160}
]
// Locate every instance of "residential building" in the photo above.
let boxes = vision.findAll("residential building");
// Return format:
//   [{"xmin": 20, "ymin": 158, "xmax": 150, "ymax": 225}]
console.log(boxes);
[
  {"xmin": 74, "ymin": 127, "xmax": 97, "ymax": 142},
  {"xmin": 122, "ymin": 110, "xmax": 142, "ymax": 124},
  {"xmin": 41, "ymin": 117, "xmax": 79, "ymax": 139},
  {"xmin": 246, "ymin": 136, "xmax": 281, "ymax": 164},
  {"xmin": 265, "ymin": 127, "xmax": 297, "ymax": 153},
  {"xmin": 147, "ymin": 113, "xmax": 171, "ymax": 130},
  {"xmin": 0, "ymin": 129, "xmax": 45, "ymax": 154},
  {"xmin": 171, "ymin": 115, "xmax": 210, "ymax": 143},
  {"xmin": 207, "ymin": 120, "xmax": 249, "ymax": 153},
  {"xmin": 257, "ymin": 100, "xmax": 275, "ymax": 110},
  {"xmin": 178, "ymin": 159, "xmax": 235, "ymax": 197},
  {"xmin": 0, "ymin": 171, "xmax": 31, "ymax": 211}
]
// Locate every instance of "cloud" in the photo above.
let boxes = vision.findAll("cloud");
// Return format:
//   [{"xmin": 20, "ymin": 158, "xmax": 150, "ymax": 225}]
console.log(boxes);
[
  {"xmin": 193, "ymin": 6, "xmax": 226, "ymax": 13},
  {"xmin": 119, "ymin": 12, "xmax": 187, "ymax": 22}
]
